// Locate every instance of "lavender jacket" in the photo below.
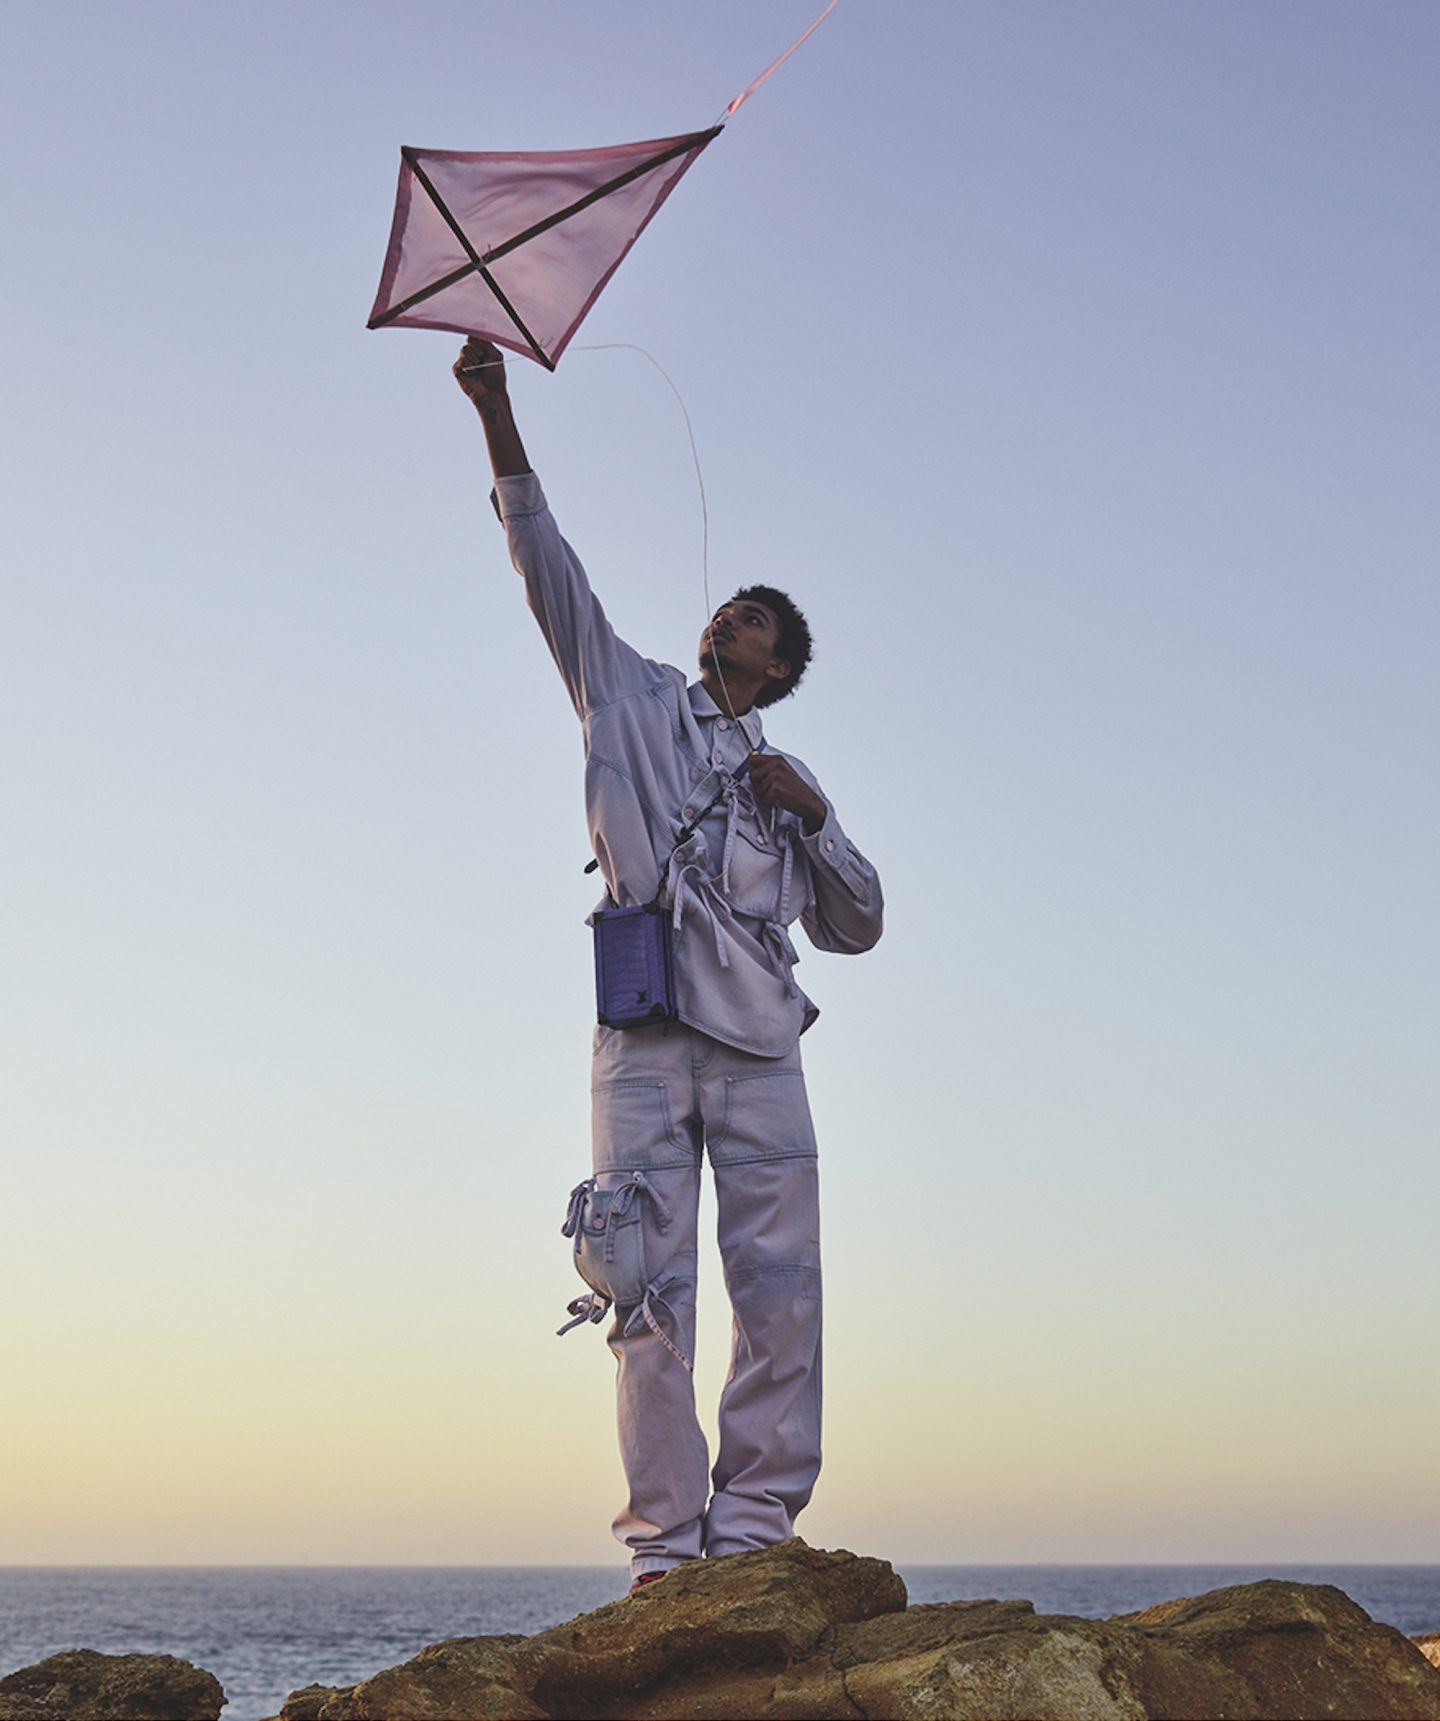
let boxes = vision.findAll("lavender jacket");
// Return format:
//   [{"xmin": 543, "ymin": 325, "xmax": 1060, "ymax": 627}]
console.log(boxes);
[{"xmin": 493, "ymin": 470, "xmax": 883, "ymax": 1057}]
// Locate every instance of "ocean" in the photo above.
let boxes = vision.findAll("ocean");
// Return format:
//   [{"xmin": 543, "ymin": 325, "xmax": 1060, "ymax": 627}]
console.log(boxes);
[{"xmin": 1, "ymin": 1563, "xmax": 1435, "ymax": 1721}]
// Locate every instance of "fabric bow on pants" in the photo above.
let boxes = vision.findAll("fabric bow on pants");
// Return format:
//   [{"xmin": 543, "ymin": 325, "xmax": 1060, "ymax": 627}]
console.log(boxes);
[{"xmin": 588, "ymin": 1020, "xmax": 823, "ymax": 1577}]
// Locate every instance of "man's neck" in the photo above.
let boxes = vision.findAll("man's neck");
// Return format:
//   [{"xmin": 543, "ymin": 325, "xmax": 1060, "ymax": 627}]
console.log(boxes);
[{"xmin": 699, "ymin": 668, "xmax": 761, "ymax": 717}]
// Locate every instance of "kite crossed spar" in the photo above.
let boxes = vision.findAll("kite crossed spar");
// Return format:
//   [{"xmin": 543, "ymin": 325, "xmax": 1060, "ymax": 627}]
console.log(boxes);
[{"xmin": 366, "ymin": 2, "xmax": 837, "ymax": 368}]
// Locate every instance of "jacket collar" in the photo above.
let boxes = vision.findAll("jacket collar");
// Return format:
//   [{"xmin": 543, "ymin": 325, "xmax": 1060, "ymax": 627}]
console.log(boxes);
[{"xmin": 687, "ymin": 679, "xmax": 765, "ymax": 749}]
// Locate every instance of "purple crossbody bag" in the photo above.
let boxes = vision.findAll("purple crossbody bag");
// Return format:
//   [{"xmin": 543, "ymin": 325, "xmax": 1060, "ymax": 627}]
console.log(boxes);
[
  {"xmin": 590, "ymin": 745, "xmax": 763, "ymax": 1029},
  {"xmin": 593, "ymin": 901, "xmax": 679, "ymax": 1029}
]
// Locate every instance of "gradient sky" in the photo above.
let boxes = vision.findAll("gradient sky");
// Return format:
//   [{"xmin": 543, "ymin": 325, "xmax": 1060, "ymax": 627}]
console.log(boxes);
[{"xmin": 2, "ymin": 1, "xmax": 1436, "ymax": 1567}]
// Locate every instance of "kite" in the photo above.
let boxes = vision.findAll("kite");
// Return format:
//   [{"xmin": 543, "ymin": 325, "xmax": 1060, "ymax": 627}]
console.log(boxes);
[{"xmin": 366, "ymin": 3, "xmax": 837, "ymax": 369}]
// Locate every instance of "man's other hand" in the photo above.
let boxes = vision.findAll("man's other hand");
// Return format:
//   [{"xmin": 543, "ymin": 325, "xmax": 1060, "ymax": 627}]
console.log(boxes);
[{"xmin": 749, "ymin": 753, "xmax": 826, "ymax": 835}]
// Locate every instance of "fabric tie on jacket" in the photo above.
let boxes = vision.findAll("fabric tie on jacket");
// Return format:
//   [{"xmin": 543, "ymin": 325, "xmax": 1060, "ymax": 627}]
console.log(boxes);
[
  {"xmin": 669, "ymin": 855, "xmax": 734, "ymax": 970},
  {"xmin": 718, "ymin": 773, "xmax": 762, "ymax": 898},
  {"xmin": 761, "ymin": 921, "xmax": 801, "ymax": 999}
]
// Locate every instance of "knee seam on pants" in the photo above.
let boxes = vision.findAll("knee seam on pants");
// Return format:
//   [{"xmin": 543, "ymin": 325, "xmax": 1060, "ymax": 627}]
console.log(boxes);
[
  {"xmin": 710, "ymin": 1149, "xmax": 817, "ymax": 1167},
  {"xmin": 725, "ymin": 1264, "xmax": 822, "ymax": 1305}
]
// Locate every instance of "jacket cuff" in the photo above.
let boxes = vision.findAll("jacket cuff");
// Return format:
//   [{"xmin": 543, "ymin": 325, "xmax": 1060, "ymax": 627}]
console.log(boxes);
[
  {"xmin": 489, "ymin": 469, "xmax": 547, "ymax": 523},
  {"xmin": 801, "ymin": 805, "xmax": 845, "ymax": 866},
  {"xmin": 801, "ymin": 806, "xmax": 870, "ymax": 901}
]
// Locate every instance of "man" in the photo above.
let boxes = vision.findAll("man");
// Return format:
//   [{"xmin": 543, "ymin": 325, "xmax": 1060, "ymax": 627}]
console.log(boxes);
[{"xmin": 454, "ymin": 336, "xmax": 883, "ymax": 1590}]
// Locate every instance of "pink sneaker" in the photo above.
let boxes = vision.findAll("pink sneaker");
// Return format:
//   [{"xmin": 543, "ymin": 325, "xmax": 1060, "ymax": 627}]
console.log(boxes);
[{"xmin": 628, "ymin": 1570, "xmax": 668, "ymax": 1595}]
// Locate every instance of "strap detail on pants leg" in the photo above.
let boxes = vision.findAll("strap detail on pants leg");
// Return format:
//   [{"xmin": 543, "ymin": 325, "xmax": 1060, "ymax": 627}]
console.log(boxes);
[
  {"xmin": 621, "ymin": 1274, "xmax": 693, "ymax": 1371},
  {"xmin": 557, "ymin": 1290, "xmax": 613, "ymax": 1336},
  {"xmin": 561, "ymin": 1177, "xmax": 595, "ymax": 1240}
]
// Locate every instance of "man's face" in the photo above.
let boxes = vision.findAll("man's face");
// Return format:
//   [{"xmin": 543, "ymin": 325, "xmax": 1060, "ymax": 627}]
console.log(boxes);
[{"xmin": 699, "ymin": 597, "xmax": 788, "ymax": 689}]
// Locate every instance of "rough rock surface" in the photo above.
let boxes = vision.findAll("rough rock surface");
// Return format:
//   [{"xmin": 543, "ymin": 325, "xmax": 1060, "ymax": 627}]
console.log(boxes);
[
  {"xmin": 0, "ymin": 1648, "xmax": 224, "ymax": 1720},
  {"xmin": 259, "ymin": 1539, "xmax": 1440, "ymax": 1721},
  {"xmin": 3, "ymin": 1547, "xmax": 1435, "ymax": 1721}
]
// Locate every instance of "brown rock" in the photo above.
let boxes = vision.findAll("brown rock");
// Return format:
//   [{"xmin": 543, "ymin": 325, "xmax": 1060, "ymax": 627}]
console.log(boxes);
[
  {"xmin": 1416, "ymin": 1633, "xmax": 1440, "ymax": 1672},
  {"xmin": 272, "ymin": 1543, "xmax": 903, "ymax": 1719},
  {"xmin": 520, "ymin": 1539, "xmax": 905, "ymax": 1708},
  {"xmin": 820, "ymin": 1580, "xmax": 1440, "ymax": 1721},
  {"xmin": 0, "ymin": 1648, "xmax": 224, "ymax": 1720},
  {"xmin": 272, "ymin": 1685, "xmax": 356, "ymax": 1721},
  {"xmin": 270, "ymin": 1542, "xmax": 1440, "ymax": 1721},
  {"xmin": 304, "ymin": 1636, "xmax": 538, "ymax": 1721},
  {"xmin": 1108, "ymin": 1579, "xmax": 1440, "ymax": 1721}
]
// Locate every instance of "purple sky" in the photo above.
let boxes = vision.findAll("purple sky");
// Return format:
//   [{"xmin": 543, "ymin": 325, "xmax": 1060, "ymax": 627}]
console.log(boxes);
[{"xmin": 2, "ymin": 1, "xmax": 1436, "ymax": 1564}]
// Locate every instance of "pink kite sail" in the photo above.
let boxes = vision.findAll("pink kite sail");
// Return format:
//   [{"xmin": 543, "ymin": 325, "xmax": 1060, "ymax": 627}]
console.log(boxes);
[{"xmin": 367, "ymin": 3, "xmax": 837, "ymax": 369}]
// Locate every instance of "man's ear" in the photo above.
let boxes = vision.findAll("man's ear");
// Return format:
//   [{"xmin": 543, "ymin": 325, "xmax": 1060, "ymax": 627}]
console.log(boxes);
[{"xmin": 765, "ymin": 656, "xmax": 791, "ymax": 686}]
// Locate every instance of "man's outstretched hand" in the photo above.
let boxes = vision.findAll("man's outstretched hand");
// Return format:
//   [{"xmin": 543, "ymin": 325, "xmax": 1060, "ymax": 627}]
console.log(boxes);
[
  {"xmin": 454, "ymin": 336, "xmax": 509, "ymax": 410},
  {"xmin": 749, "ymin": 753, "xmax": 827, "ymax": 835}
]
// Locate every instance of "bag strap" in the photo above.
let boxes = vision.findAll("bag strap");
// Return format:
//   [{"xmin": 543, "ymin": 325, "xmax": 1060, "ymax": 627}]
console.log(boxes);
[{"xmin": 584, "ymin": 740, "xmax": 769, "ymax": 902}]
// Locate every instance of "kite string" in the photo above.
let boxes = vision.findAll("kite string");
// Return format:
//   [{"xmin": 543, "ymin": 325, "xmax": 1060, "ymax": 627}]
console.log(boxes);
[
  {"xmin": 721, "ymin": 0, "xmax": 839, "ymax": 123},
  {"xmin": 569, "ymin": 342, "xmax": 740, "ymax": 729},
  {"xmin": 461, "ymin": 343, "xmax": 742, "ymax": 728}
]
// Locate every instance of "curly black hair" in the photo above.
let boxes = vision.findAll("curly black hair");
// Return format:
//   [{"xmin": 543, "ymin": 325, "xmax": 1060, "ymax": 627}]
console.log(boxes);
[{"xmin": 729, "ymin": 584, "xmax": 814, "ymax": 708}]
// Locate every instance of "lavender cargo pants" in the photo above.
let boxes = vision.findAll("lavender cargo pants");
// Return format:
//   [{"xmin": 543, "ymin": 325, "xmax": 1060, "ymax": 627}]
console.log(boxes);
[{"xmin": 586, "ymin": 1020, "xmax": 823, "ymax": 1577}]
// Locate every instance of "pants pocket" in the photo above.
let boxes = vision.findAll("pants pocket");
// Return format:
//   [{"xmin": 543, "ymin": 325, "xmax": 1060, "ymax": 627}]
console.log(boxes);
[
  {"xmin": 557, "ymin": 1174, "xmax": 692, "ymax": 1369},
  {"xmin": 710, "ymin": 1069, "xmax": 818, "ymax": 1166},
  {"xmin": 592, "ymin": 1078, "xmax": 690, "ymax": 1171}
]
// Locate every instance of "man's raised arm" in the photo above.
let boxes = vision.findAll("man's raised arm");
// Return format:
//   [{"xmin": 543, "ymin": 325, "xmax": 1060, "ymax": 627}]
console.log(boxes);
[
  {"xmin": 455, "ymin": 336, "xmax": 531, "ymax": 479},
  {"xmin": 454, "ymin": 337, "xmax": 661, "ymax": 719}
]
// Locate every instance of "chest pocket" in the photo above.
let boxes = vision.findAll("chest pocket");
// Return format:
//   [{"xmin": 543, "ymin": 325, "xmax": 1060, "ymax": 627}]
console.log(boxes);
[{"xmin": 725, "ymin": 798, "xmax": 808, "ymax": 924}]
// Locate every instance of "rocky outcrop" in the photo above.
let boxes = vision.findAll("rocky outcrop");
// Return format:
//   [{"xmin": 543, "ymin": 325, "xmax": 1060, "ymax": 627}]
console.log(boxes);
[
  {"xmin": 0, "ymin": 1648, "xmax": 224, "ymax": 1720},
  {"xmin": 262, "ymin": 1539, "xmax": 1440, "ymax": 1721},
  {"xmin": 4, "ymin": 1547, "xmax": 1436, "ymax": 1720}
]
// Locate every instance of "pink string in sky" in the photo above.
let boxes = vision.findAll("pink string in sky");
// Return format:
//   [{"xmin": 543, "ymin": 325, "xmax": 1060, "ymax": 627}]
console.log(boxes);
[{"xmin": 724, "ymin": 0, "xmax": 839, "ymax": 121}]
